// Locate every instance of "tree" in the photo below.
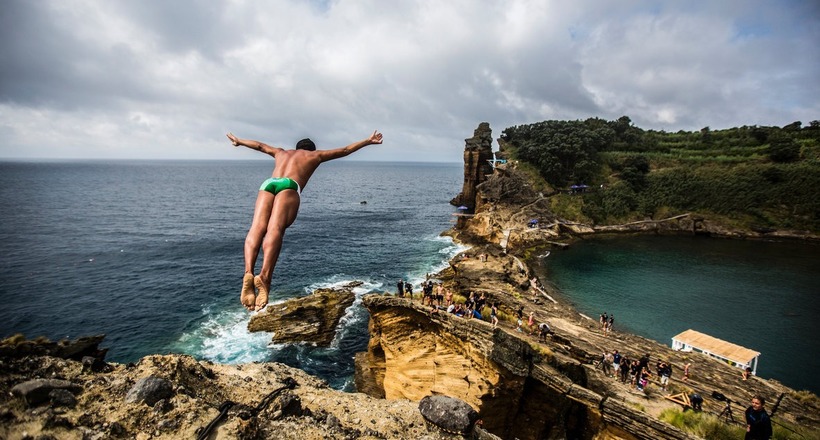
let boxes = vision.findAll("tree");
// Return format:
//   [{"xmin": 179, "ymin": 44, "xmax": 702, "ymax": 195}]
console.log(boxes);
[
  {"xmin": 620, "ymin": 155, "xmax": 650, "ymax": 190},
  {"xmin": 767, "ymin": 135, "xmax": 800, "ymax": 163}
]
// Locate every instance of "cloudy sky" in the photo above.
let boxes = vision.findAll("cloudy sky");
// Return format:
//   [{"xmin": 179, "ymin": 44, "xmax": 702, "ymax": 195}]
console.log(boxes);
[{"xmin": 1, "ymin": 0, "xmax": 818, "ymax": 162}]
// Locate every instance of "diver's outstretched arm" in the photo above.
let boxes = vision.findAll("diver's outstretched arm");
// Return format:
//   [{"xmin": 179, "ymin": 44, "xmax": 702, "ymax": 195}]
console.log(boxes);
[{"xmin": 227, "ymin": 133, "xmax": 283, "ymax": 157}]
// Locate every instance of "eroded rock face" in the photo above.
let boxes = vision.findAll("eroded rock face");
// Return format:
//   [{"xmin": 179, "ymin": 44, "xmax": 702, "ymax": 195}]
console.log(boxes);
[
  {"xmin": 248, "ymin": 286, "xmax": 356, "ymax": 346},
  {"xmin": 357, "ymin": 295, "xmax": 703, "ymax": 440},
  {"xmin": 452, "ymin": 122, "xmax": 495, "ymax": 214}
]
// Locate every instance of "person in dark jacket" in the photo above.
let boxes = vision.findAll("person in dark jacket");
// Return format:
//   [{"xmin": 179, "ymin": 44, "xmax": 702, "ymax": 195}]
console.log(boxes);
[{"xmin": 745, "ymin": 395, "xmax": 773, "ymax": 440}]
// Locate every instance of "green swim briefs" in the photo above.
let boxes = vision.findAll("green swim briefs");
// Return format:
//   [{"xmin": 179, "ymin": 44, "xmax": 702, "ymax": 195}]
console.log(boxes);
[{"xmin": 259, "ymin": 177, "xmax": 301, "ymax": 195}]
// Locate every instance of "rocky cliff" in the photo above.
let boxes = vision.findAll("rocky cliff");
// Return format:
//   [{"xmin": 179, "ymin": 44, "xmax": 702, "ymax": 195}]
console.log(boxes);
[
  {"xmin": 451, "ymin": 122, "xmax": 495, "ymax": 216},
  {"xmin": 248, "ymin": 284, "xmax": 357, "ymax": 346},
  {"xmin": 355, "ymin": 248, "xmax": 819, "ymax": 439},
  {"xmin": 354, "ymin": 123, "xmax": 819, "ymax": 440},
  {"xmin": 357, "ymin": 295, "xmax": 706, "ymax": 440},
  {"xmin": 0, "ymin": 336, "xmax": 470, "ymax": 440}
]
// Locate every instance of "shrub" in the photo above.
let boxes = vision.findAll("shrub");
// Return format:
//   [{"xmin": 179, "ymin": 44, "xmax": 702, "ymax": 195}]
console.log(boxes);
[{"xmin": 659, "ymin": 408, "xmax": 742, "ymax": 439}]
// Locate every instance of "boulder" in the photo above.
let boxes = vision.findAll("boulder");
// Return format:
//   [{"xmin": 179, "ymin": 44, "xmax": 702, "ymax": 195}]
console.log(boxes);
[
  {"xmin": 49, "ymin": 389, "xmax": 78, "ymax": 408},
  {"xmin": 11, "ymin": 379, "xmax": 82, "ymax": 407},
  {"xmin": 248, "ymin": 286, "xmax": 356, "ymax": 346},
  {"xmin": 125, "ymin": 375, "xmax": 174, "ymax": 407},
  {"xmin": 418, "ymin": 395, "xmax": 479, "ymax": 435}
]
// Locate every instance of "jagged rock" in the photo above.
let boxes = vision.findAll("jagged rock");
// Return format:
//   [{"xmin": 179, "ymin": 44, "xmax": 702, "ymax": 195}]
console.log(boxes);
[
  {"xmin": 452, "ymin": 122, "xmax": 495, "ymax": 213},
  {"xmin": 109, "ymin": 421, "xmax": 126, "ymax": 437},
  {"xmin": 125, "ymin": 375, "xmax": 173, "ymax": 407},
  {"xmin": 82, "ymin": 355, "xmax": 109, "ymax": 373},
  {"xmin": 418, "ymin": 395, "xmax": 479, "ymax": 435},
  {"xmin": 0, "ymin": 334, "xmax": 107, "ymax": 361},
  {"xmin": 11, "ymin": 379, "xmax": 82, "ymax": 407},
  {"xmin": 152, "ymin": 398, "xmax": 172, "ymax": 414},
  {"xmin": 248, "ymin": 286, "xmax": 356, "ymax": 346},
  {"xmin": 1, "ymin": 349, "xmax": 459, "ymax": 439},
  {"xmin": 271, "ymin": 391, "xmax": 302, "ymax": 418},
  {"xmin": 473, "ymin": 425, "xmax": 503, "ymax": 440},
  {"xmin": 48, "ymin": 389, "xmax": 77, "ymax": 408}
]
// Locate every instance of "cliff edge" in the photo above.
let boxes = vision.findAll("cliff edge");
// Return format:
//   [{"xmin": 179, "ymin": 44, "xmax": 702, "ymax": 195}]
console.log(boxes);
[{"xmin": 354, "ymin": 123, "xmax": 819, "ymax": 440}]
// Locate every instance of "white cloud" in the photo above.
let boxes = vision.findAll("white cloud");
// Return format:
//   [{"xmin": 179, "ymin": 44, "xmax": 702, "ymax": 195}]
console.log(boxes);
[{"xmin": 0, "ymin": 0, "xmax": 817, "ymax": 161}]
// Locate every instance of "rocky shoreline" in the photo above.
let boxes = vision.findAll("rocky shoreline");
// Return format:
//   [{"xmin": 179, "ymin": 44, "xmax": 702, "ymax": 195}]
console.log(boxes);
[
  {"xmin": 0, "ymin": 337, "xmax": 465, "ymax": 440},
  {"xmin": 2, "ymin": 123, "xmax": 817, "ymax": 439},
  {"xmin": 350, "ymin": 123, "xmax": 819, "ymax": 438}
]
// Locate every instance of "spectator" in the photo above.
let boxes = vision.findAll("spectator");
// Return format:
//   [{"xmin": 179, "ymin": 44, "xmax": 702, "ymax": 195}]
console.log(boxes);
[
  {"xmin": 682, "ymin": 362, "xmax": 691, "ymax": 382},
  {"xmin": 538, "ymin": 322, "xmax": 551, "ymax": 342},
  {"xmin": 602, "ymin": 351, "xmax": 613, "ymax": 376},
  {"xmin": 516, "ymin": 306, "xmax": 524, "ymax": 332},
  {"xmin": 475, "ymin": 292, "xmax": 487, "ymax": 315},
  {"xmin": 744, "ymin": 395, "xmax": 772, "ymax": 440},
  {"xmin": 658, "ymin": 361, "xmax": 672, "ymax": 391},
  {"xmin": 619, "ymin": 355, "xmax": 631, "ymax": 383},
  {"xmin": 689, "ymin": 393, "xmax": 703, "ymax": 412}
]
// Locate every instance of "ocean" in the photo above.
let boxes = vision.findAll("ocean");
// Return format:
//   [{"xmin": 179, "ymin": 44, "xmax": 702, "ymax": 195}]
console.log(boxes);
[
  {"xmin": 0, "ymin": 160, "xmax": 466, "ymax": 390},
  {"xmin": 1, "ymin": 160, "xmax": 818, "ymax": 395}
]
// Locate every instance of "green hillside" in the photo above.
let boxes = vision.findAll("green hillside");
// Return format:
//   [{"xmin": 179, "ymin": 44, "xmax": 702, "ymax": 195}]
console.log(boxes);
[{"xmin": 499, "ymin": 117, "xmax": 820, "ymax": 232}]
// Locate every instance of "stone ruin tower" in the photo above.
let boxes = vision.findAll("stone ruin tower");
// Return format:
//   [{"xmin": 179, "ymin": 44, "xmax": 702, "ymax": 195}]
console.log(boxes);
[{"xmin": 451, "ymin": 122, "xmax": 495, "ymax": 217}]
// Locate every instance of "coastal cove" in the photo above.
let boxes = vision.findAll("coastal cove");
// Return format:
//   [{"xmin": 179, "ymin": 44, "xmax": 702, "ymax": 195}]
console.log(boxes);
[
  {"xmin": 536, "ymin": 234, "xmax": 820, "ymax": 395},
  {"xmin": 3, "ymin": 154, "xmax": 820, "ymax": 438}
]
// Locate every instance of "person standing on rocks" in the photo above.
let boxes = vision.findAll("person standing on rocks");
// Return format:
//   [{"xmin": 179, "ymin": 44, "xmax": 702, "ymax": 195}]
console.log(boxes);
[
  {"xmin": 682, "ymin": 361, "xmax": 691, "ymax": 381},
  {"xmin": 397, "ymin": 279, "xmax": 405, "ymax": 298},
  {"xmin": 227, "ymin": 130, "xmax": 383, "ymax": 311},
  {"xmin": 744, "ymin": 395, "xmax": 773, "ymax": 440},
  {"xmin": 619, "ymin": 355, "xmax": 631, "ymax": 383}
]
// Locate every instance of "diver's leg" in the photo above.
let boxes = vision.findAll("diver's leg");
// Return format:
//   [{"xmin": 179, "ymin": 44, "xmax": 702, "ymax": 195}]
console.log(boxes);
[
  {"xmin": 241, "ymin": 191, "xmax": 273, "ymax": 310},
  {"xmin": 255, "ymin": 191, "xmax": 300, "ymax": 311}
]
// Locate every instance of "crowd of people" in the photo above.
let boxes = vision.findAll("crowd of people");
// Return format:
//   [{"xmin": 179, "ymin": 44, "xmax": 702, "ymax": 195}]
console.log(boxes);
[
  {"xmin": 395, "ymin": 277, "xmax": 774, "ymax": 439},
  {"xmin": 598, "ymin": 350, "xmax": 678, "ymax": 394},
  {"xmin": 394, "ymin": 278, "xmax": 551, "ymax": 335}
]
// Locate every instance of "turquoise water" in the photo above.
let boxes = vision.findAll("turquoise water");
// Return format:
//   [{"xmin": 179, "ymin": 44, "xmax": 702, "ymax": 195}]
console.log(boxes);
[{"xmin": 538, "ymin": 235, "xmax": 820, "ymax": 394}]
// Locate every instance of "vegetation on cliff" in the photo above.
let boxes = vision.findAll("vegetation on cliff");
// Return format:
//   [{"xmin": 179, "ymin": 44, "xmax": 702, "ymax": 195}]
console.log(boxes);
[{"xmin": 499, "ymin": 118, "xmax": 820, "ymax": 231}]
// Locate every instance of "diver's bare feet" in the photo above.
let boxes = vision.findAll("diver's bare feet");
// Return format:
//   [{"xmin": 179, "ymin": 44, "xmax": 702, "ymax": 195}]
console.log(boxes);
[
  {"xmin": 241, "ymin": 273, "xmax": 256, "ymax": 311},
  {"xmin": 226, "ymin": 132, "xmax": 240, "ymax": 146},
  {"xmin": 254, "ymin": 276, "xmax": 269, "ymax": 312}
]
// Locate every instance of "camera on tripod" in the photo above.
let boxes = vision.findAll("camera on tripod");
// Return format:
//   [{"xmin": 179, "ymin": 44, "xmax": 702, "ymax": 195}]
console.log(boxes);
[
  {"xmin": 711, "ymin": 391, "xmax": 731, "ymax": 403},
  {"xmin": 711, "ymin": 391, "xmax": 736, "ymax": 423}
]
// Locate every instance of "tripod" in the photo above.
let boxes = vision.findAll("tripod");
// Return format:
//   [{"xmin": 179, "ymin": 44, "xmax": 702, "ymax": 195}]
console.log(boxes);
[{"xmin": 717, "ymin": 400, "xmax": 736, "ymax": 424}]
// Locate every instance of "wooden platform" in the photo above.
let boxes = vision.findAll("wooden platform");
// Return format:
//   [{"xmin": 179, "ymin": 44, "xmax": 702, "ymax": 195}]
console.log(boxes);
[{"xmin": 672, "ymin": 329, "xmax": 760, "ymax": 374}]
